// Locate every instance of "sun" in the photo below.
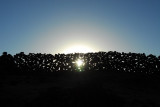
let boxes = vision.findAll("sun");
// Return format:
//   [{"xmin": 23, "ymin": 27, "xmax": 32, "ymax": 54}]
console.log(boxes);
[
  {"xmin": 74, "ymin": 58, "xmax": 85, "ymax": 72},
  {"xmin": 76, "ymin": 59, "xmax": 83, "ymax": 67},
  {"xmin": 63, "ymin": 45, "xmax": 95, "ymax": 54}
]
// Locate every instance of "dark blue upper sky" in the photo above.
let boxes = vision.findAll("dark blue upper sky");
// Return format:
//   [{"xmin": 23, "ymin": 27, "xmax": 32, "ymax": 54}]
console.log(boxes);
[{"xmin": 0, "ymin": 0, "xmax": 160, "ymax": 55}]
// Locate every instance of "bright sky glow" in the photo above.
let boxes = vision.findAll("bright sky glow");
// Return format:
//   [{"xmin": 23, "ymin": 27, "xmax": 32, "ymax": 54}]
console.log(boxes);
[
  {"xmin": 0, "ymin": 0, "xmax": 160, "ymax": 55},
  {"xmin": 63, "ymin": 45, "xmax": 95, "ymax": 54}
]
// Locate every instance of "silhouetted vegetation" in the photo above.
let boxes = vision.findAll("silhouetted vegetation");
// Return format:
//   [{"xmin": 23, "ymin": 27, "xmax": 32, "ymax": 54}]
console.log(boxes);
[
  {"xmin": 1, "ymin": 51, "xmax": 160, "ymax": 107},
  {"xmin": 0, "ymin": 51, "xmax": 160, "ymax": 75}
]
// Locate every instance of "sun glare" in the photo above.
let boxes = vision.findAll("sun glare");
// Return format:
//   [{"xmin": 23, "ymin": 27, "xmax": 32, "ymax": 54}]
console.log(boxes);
[
  {"xmin": 74, "ymin": 58, "xmax": 84, "ymax": 72},
  {"xmin": 63, "ymin": 45, "xmax": 94, "ymax": 54},
  {"xmin": 76, "ymin": 59, "xmax": 83, "ymax": 67}
]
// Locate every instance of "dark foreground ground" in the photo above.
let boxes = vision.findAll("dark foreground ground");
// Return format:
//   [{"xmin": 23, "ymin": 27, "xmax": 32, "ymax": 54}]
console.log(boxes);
[{"xmin": 0, "ymin": 71, "xmax": 160, "ymax": 107}]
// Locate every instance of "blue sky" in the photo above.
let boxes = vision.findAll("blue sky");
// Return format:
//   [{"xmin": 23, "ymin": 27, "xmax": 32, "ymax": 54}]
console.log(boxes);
[{"xmin": 0, "ymin": 0, "xmax": 160, "ymax": 55}]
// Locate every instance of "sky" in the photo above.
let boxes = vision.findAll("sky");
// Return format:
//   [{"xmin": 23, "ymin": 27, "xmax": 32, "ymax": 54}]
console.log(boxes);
[{"xmin": 0, "ymin": 0, "xmax": 160, "ymax": 55}]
